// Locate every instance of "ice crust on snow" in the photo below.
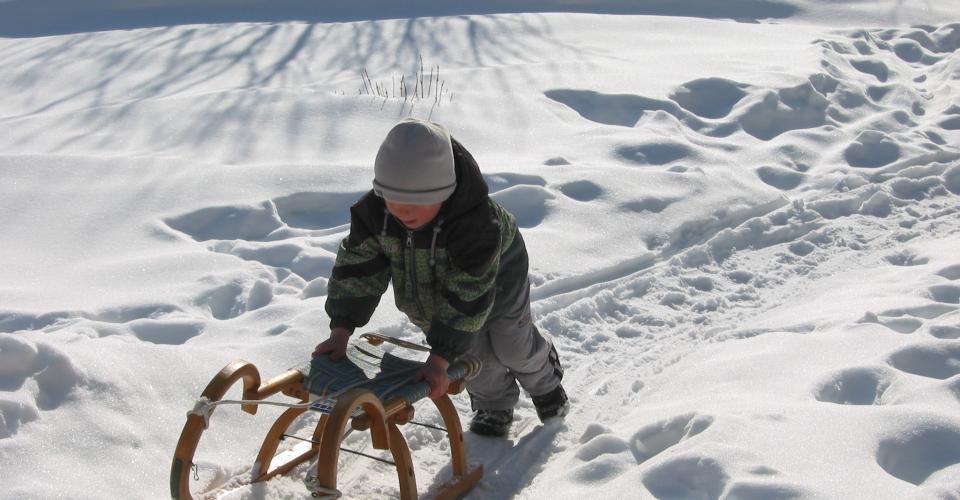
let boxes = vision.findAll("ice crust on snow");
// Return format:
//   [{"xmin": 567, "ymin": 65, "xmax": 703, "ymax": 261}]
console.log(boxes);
[{"xmin": 1, "ymin": 1, "xmax": 959, "ymax": 499}]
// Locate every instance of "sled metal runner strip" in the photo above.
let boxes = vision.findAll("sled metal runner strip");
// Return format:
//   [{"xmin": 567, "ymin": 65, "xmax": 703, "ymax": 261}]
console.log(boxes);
[
  {"xmin": 281, "ymin": 434, "xmax": 396, "ymax": 466},
  {"xmin": 408, "ymin": 420, "xmax": 447, "ymax": 433}
]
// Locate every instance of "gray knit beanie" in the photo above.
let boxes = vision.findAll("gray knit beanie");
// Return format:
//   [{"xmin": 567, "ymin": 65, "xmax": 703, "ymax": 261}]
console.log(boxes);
[{"xmin": 373, "ymin": 118, "xmax": 456, "ymax": 205}]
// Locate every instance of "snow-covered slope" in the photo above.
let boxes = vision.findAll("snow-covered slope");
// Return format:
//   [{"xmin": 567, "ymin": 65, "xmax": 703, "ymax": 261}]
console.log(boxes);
[{"xmin": 1, "ymin": 1, "xmax": 958, "ymax": 498}]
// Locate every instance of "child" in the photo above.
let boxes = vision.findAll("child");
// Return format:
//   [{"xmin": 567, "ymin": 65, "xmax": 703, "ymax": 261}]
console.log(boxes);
[{"xmin": 313, "ymin": 118, "xmax": 567, "ymax": 437}]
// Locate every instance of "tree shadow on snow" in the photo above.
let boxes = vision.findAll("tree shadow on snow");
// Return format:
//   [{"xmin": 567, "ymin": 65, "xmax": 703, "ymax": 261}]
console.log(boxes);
[
  {"xmin": 0, "ymin": 0, "xmax": 799, "ymax": 166},
  {"xmin": 0, "ymin": 1, "xmax": 800, "ymax": 38},
  {"xmin": 0, "ymin": 10, "xmax": 580, "ymax": 163}
]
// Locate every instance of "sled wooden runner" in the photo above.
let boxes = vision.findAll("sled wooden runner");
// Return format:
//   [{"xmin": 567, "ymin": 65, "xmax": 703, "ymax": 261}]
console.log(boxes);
[{"xmin": 170, "ymin": 334, "xmax": 483, "ymax": 499}]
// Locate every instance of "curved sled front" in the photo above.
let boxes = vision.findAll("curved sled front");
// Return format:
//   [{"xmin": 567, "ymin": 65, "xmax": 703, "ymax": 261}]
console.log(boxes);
[{"xmin": 170, "ymin": 336, "xmax": 482, "ymax": 499}]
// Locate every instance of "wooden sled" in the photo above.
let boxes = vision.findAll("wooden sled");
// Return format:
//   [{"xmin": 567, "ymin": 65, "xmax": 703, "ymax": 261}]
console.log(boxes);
[{"xmin": 170, "ymin": 333, "xmax": 483, "ymax": 499}]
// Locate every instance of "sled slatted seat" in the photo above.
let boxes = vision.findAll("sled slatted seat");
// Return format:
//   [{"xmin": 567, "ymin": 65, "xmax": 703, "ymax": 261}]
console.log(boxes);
[{"xmin": 171, "ymin": 334, "xmax": 483, "ymax": 499}]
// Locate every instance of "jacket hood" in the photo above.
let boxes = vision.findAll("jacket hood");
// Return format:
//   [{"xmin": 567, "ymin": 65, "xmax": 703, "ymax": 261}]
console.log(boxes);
[{"xmin": 439, "ymin": 138, "xmax": 489, "ymax": 221}]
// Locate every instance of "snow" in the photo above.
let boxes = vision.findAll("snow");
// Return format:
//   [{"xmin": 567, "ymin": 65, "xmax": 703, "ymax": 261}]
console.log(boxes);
[{"xmin": 1, "ymin": 0, "xmax": 959, "ymax": 499}]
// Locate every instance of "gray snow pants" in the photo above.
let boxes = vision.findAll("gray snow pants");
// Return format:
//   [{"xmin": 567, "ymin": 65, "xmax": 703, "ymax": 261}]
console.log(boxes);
[{"xmin": 464, "ymin": 280, "xmax": 564, "ymax": 411}]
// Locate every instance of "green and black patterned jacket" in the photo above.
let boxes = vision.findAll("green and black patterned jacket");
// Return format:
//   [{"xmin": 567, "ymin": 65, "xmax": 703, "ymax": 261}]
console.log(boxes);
[{"xmin": 325, "ymin": 138, "xmax": 529, "ymax": 361}]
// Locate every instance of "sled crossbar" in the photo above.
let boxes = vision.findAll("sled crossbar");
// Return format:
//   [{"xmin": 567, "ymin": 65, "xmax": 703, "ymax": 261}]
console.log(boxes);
[{"xmin": 171, "ymin": 336, "xmax": 483, "ymax": 500}]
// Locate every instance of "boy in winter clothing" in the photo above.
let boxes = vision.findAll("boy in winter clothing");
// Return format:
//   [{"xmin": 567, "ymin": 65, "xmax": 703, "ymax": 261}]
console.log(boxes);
[{"xmin": 313, "ymin": 118, "xmax": 567, "ymax": 436}]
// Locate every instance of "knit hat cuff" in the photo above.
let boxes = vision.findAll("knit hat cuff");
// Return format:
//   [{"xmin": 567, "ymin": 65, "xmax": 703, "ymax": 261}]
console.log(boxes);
[{"xmin": 372, "ymin": 179, "xmax": 457, "ymax": 205}]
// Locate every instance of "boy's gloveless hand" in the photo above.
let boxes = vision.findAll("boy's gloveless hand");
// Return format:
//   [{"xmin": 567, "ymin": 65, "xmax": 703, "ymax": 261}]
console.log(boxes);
[
  {"xmin": 415, "ymin": 354, "xmax": 450, "ymax": 400},
  {"xmin": 312, "ymin": 328, "xmax": 351, "ymax": 361}
]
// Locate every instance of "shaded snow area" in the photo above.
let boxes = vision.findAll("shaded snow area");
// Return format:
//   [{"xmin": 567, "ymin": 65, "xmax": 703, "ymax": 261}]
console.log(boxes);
[{"xmin": 1, "ymin": 1, "xmax": 959, "ymax": 499}]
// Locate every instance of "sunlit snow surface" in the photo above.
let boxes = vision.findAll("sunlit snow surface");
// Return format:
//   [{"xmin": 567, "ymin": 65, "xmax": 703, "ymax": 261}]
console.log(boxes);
[{"xmin": 1, "ymin": 1, "xmax": 959, "ymax": 498}]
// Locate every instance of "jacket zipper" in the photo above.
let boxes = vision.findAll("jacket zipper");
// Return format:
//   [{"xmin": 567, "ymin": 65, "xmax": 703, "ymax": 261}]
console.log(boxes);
[{"xmin": 407, "ymin": 230, "xmax": 427, "ymax": 319}]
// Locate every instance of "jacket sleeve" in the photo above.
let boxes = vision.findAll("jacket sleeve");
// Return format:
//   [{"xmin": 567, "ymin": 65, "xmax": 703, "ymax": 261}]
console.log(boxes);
[
  {"xmin": 325, "ymin": 203, "xmax": 391, "ymax": 333},
  {"xmin": 426, "ymin": 212, "xmax": 502, "ymax": 361}
]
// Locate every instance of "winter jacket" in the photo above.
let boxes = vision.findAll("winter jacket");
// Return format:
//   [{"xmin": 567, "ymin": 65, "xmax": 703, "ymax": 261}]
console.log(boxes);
[{"xmin": 325, "ymin": 138, "xmax": 529, "ymax": 361}]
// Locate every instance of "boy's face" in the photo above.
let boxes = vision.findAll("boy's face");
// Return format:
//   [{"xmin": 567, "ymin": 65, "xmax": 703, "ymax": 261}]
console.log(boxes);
[{"xmin": 385, "ymin": 200, "xmax": 443, "ymax": 230}]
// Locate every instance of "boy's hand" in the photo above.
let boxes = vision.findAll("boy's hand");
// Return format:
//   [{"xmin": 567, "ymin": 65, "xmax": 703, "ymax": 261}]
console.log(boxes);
[
  {"xmin": 414, "ymin": 354, "xmax": 450, "ymax": 400},
  {"xmin": 312, "ymin": 328, "xmax": 351, "ymax": 361}
]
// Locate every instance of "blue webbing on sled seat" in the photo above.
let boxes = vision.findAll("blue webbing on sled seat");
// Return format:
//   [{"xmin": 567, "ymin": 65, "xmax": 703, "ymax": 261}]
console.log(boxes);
[{"xmin": 299, "ymin": 341, "xmax": 470, "ymax": 414}]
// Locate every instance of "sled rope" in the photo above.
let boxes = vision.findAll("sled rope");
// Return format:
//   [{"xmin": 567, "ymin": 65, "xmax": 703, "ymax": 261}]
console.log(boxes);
[{"xmin": 187, "ymin": 396, "xmax": 315, "ymax": 427}]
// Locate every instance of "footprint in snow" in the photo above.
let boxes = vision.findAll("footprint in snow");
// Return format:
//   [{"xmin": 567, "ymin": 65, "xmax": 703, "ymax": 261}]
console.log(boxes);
[
  {"xmin": 859, "ymin": 311, "xmax": 924, "ymax": 334},
  {"xmin": 737, "ymin": 81, "xmax": 829, "ymax": 141},
  {"xmin": 666, "ymin": 165, "xmax": 705, "ymax": 174},
  {"xmin": 193, "ymin": 279, "xmax": 279, "ymax": 320},
  {"xmin": 273, "ymin": 191, "xmax": 361, "ymax": 231},
  {"xmin": 682, "ymin": 275, "xmax": 715, "ymax": 292},
  {"xmin": 639, "ymin": 432, "xmax": 809, "ymax": 499},
  {"xmin": 570, "ymin": 431, "xmax": 636, "ymax": 484},
  {"xmin": 850, "ymin": 58, "xmax": 890, "ymax": 82},
  {"xmin": 892, "ymin": 39, "xmax": 927, "ymax": 64},
  {"xmin": 926, "ymin": 308, "xmax": 960, "ymax": 339},
  {"xmin": 877, "ymin": 424, "xmax": 960, "ymax": 487},
  {"xmin": 725, "ymin": 270, "xmax": 754, "ymax": 285},
  {"xmin": 884, "ymin": 248, "xmax": 929, "ymax": 266},
  {"xmin": 875, "ymin": 304, "xmax": 957, "ymax": 321},
  {"xmin": 641, "ymin": 454, "xmax": 728, "ymax": 500},
  {"xmin": 490, "ymin": 184, "xmax": 554, "ymax": 229},
  {"xmin": 164, "ymin": 191, "xmax": 362, "ymax": 241},
  {"xmin": 482, "ymin": 173, "xmax": 553, "ymax": 228},
  {"xmin": 544, "ymin": 88, "xmax": 694, "ymax": 128},
  {"xmin": 813, "ymin": 366, "xmax": 897, "ymax": 405},
  {"xmin": 659, "ymin": 292, "xmax": 687, "ymax": 308},
  {"xmin": 0, "ymin": 398, "xmax": 39, "ymax": 440},
  {"xmin": 755, "ymin": 165, "xmax": 804, "ymax": 190},
  {"xmin": 615, "ymin": 142, "xmax": 692, "ymax": 166},
  {"xmin": 0, "ymin": 334, "xmax": 85, "ymax": 438},
  {"xmin": 127, "ymin": 318, "xmax": 204, "ymax": 345},
  {"xmin": 165, "ymin": 202, "xmax": 283, "ymax": 242},
  {"xmin": 621, "ymin": 196, "xmax": 677, "ymax": 214},
  {"xmin": 668, "ymin": 77, "xmax": 748, "ymax": 120},
  {"xmin": 629, "ymin": 412, "xmax": 713, "ymax": 465},
  {"xmin": 936, "ymin": 265, "xmax": 960, "ymax": 281},
  {"xmin": 543, "ymin": 156, "xmax": 571, "ymax": 166},
  {"xmin": 927, "ymin": 284, "xmax": 960, "ymax": 304},
  {"xmin": 852, "ymin": 39, "xmax": 873, "ymax": 55},
  {"xmin": 0, "ymin": 303, "xmax": 180, "ymax": 334},
  {"xmin": 940, "ymin": 116, "xmax": 960, "ymax": 131},
  {"xmin": 558, "ymin": 180, "xmax": 603, "ymax": 202},
  {"xmin": 844, "ymin": 130, "xmax": 900, "ymax": 168},
  {"xmin": 161, "ymin": 192, "xmax": 357, "ymax": 304},
  {"xmin": 788, "ymin": 240, "xmax": 817, "ymax": 257},
  {"xmin": 886, "ymin": 342, "xmax": 960, "ymax": 380}
]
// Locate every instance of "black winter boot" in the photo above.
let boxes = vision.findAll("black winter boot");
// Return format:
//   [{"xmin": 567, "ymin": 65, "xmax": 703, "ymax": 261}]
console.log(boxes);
[
  {"xmin": 532, "ymin": 385, "xmax": 569, "ymax": 422},
  {"xmin": 469, "ymin": 408, "xmax": 514, "ymax": 437}
]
